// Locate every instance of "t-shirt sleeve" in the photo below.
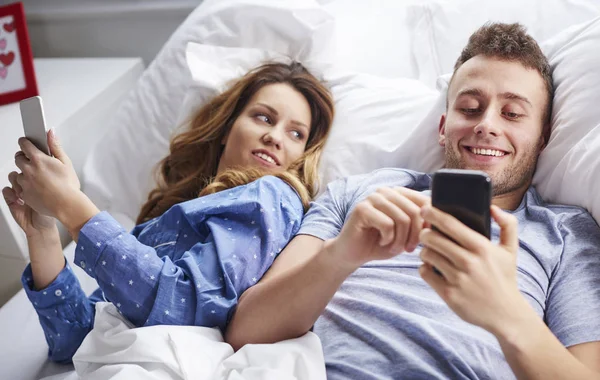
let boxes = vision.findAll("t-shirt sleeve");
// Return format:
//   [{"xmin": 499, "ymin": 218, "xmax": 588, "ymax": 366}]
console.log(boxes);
[
  {"xmin": 545, "ymin": 211, "xmax": 600, "ymax": 347},
  {"xmin": 297, "ymin": 177, "xmax": 350, "ymax": 241}
]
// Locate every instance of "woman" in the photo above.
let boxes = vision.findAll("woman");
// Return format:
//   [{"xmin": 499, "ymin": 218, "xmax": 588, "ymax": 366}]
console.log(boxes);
[{"xmin": 1, "ymin": 62, "xmax": 334, "ymax": 363}]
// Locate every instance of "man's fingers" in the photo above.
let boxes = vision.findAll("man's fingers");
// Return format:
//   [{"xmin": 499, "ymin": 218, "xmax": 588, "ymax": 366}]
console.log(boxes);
[
  {"xmin": 368, "ymin": 193, "xmax": 409, "ymax": 251},
  {"xmin": 420, "ymin": 247, "xmax": 459, "ymax": 284},
  {"xmin": 396, "ymin": 187, "xmax": 431, "ymax": 208},
  {"xmin": 354, "ymin": 202, "xmax": 396, "ymax": 247},
  {"xmin": 491, "ymin": 205, "xmax": 519, "ymax": 253},
  {"xmin": 421, "ymin": 206, "xmax": 487, "ymax": 252},
  {"xmin": 419, "ymin": 263, "xmax": 447, "ymax": 296},
  {"xmin": 419, "ymin": 228, "xmax": 472, "ymax": 272},
  {"xmin": 385, "ymin": 188, "xmax": 425, "ymax": 251},
  {"xmin": 375, "ymin": 188, "xmax": 423, "ymax": 252}
]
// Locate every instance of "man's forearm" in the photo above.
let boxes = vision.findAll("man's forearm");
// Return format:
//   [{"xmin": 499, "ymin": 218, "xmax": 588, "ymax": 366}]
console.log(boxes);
[
  {"xmin": 496, "ymin": 298, "xmax": 600, "ymax": 379},
  {"xmin": 225, "ymin": 239, "xmax": 356, "ymax": 351}
]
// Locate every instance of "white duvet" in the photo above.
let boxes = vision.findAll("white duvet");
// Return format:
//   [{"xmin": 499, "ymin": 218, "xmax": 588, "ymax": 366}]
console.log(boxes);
[{"xmin": 41, "ymin": 302, "xmax": 326, "ymax": 380}]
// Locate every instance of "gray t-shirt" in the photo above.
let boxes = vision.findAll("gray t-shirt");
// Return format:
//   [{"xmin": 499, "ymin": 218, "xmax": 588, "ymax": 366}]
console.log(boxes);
[{"xmin": 298, "ymin": 168, "xmax": 600, "ymax": 380}]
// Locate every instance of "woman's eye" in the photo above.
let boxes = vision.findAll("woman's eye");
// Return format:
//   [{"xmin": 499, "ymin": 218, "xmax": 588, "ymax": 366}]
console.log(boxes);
[
  {"xmin": 290, "ymin": 130, "xmax": 304, "ymax": 140},
  {"xmin": 256, "ymin": 113, "xmax": 272, "ymax": 124}
]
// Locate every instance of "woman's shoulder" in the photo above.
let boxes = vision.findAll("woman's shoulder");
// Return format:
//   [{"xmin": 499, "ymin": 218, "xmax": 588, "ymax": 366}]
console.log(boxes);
[
  {"xmin": 245, "ymin": 175, "xmax": 303, "ymax": 206},
  {"xmin": 175, "ymin": 175, "xmax": 302, "ymax": 211}
]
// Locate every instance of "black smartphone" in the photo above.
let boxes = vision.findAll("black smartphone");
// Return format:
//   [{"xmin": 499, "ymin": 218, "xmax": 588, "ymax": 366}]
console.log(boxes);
[{"xmin": 431, "ymin": 169, "xmax": 492, "ymax": 239}]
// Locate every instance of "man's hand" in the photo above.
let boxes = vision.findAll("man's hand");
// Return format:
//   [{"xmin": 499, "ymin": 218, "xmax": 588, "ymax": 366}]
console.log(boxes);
[
  {"xmin": 329, "ymin": 187, "xmax": 431, "ymax": 271},
  {"xmin": 418, "ymin": 204, "xmax": 528, "ymax": 336}
]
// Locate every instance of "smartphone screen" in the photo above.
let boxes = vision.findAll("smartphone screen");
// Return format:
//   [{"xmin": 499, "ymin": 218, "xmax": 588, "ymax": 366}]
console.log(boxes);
[{"xmin": 431, "ymin": 169, "xmax": 492, "ymax": 239}]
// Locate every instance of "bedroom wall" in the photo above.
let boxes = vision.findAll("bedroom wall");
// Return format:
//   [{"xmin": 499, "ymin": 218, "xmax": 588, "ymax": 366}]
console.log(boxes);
[{"xmin": 14, "ymin": 0, "xmax": 200, "ymax": 64}]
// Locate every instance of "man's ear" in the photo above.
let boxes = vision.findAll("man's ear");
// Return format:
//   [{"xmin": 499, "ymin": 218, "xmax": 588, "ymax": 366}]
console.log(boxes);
[
  {"xmin": 538, "ymin": 123, "xmax": 550, "ymax": 152},
  {"xmin": 438, "ymin": 114, "xmax": 447, "ymax": 147}
]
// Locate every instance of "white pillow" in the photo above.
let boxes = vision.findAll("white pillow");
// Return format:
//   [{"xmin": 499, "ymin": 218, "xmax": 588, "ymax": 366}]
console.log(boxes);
[
  {"xmin": 534, "ymin": 18, "xmax": 600, "ymax": 220},
  {"xmin": 321, "ymin": 0, "xmax": 423, "ymax": 79},
  {"xmin": 394, "ymin": 17, "xmax": 600, "ymax": 222},
  {"xmin": 81, "ymin": 0, "xmax": 335, "ymax": 222},
  {"xmin": 180, "ymin": 42, "xmax": 438, "ymax": 189},
  {"xmin": 318, "ymin": 70, "xmax": 437, "ymax": 185},
  {"xmin": 407, "ymin": 0, "xmax": 600, "ymax": 88}
]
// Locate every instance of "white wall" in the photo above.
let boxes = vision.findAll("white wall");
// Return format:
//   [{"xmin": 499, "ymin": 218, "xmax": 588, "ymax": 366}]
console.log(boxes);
[{"xmin": 14, "ymin": 0, "xmax": 200, "ymax": 64}]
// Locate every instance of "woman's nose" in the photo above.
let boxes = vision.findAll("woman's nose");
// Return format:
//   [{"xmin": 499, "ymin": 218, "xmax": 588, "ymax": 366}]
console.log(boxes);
[{"xmin": 262, "ymin": 128, "xmax": 283, "ymax": 149}]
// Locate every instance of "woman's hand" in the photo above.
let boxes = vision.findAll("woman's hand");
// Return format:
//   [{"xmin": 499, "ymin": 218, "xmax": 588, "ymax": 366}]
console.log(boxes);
[
  {"xmin": 2, "ymin": 178, "xmax": 56, "ymax": 238},
  {"xmin": 418, "ymin": 205, "xmax": 529, "ymax": 337},
  {"xmin": 12, "ymin": 129, "xmax": 81, "ymax": 219}
]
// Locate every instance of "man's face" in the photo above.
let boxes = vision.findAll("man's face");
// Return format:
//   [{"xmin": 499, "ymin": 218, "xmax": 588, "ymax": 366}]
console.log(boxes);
[{"xmin": 440, "ymin": 55, "xmax": 548, "ymax": 196}]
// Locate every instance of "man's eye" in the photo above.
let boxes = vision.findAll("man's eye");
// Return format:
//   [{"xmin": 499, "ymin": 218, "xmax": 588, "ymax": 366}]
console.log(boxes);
[
  {"xmin": 503, "ymin": 111, "xmax": 521, "ymax": 119},
  {"xmin": 462, "ymin": 108, "xmax": 480, "ymax": 115}
]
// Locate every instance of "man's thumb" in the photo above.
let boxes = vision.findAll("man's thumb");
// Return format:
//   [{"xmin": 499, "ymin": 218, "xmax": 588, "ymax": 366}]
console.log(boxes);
[{"xmin": 48, "ymin": 129, "xmax": 67, "ymax": 161}]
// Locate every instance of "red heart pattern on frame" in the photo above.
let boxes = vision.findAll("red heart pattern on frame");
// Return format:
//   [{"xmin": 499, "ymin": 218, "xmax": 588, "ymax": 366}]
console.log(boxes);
[
  {"xmin": 0, "ymin": 51, "xmax": 15, "ymax": 67},
  {"xmin": 3, "ymin": 21, "xmax": 15, "ymax": 33}
]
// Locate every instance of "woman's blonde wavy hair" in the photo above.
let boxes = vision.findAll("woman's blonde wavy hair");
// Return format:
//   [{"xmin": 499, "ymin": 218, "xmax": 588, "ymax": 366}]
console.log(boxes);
[{"xmin": 136, "ymin": 62, "xmax": 334, "ymax": 225}]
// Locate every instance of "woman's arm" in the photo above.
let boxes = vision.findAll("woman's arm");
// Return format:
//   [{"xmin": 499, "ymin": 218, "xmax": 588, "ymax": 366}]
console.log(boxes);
[
  {"xmin": 5, "ymin": 167, "xmax": 98, "ymax": 364},
  {"xmin": 23, "ymin": 228, "xmax": 99, "ymax": 364},
  {"xmin": 27, "ymin": 224, "xmax": 67, "ymax": 289},
  {"xmin": 72, "ymin": 176, "xmax": 308, "ymax": 331}
]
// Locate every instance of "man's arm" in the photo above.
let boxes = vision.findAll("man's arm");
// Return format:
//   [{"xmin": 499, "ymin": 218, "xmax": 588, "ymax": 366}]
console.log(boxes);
[
  {"xmin": 496, "ymin": 306, "xmax": 600, "ymax": 379},
  {"xmin": 419, "ymin": 205, "xmax": 600, "ymax": 379},
  {"xmin": 225, "ymin": 235, "xmax": 355, "ymax": 351}
]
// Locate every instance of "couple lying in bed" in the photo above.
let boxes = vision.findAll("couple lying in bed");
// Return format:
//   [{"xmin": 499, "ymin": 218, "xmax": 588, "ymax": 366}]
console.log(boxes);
[{"xmin": 3, "ymin": 23, "xmax": 600, "ymax": 379}]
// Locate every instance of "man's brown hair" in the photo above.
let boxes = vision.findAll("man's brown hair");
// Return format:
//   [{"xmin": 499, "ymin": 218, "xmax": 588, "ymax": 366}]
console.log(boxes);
[{"xmin": 451, "ymin": 22, "xmax": 553, "ymax": 143}]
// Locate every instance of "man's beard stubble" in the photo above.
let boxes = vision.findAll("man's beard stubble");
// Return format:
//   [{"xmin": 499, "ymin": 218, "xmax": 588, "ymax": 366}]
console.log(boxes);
[{"xmin": 443, "ymin": 142, "xmax": 541, "ymax": 196}]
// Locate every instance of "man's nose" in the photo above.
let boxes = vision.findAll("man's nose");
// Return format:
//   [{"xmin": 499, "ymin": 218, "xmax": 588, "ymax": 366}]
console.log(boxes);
[{"xmin": 473, "ymin": 111, "xmax": 501, "ymax": 137}]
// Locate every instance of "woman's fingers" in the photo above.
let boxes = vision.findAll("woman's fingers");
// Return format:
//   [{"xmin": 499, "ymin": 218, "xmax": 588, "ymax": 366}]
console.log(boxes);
[
  {"xmin": 14, "ymin": 151, "xmax": 31, "ymax": 172},
  {"xmin": 7, "ymin": 172, "xmax": 25, "ymax": 205},
  {"xmin": 8, "ymin": 172, "xmax": 23, "ymax": 195},
  {"xmin": 2, "ymin": 186, "xmax": 17, "ymax": 205}
]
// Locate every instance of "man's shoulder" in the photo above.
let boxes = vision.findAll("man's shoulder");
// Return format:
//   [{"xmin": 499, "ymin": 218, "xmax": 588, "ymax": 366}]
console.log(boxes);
[
  {"xmin": 316, "ymin": 168, "xmax": 432, "ymax": 213},
  {"xmin": 526, "ymin": 188, "xmax": 598, "ymax": 230},
  {"xmin": 335, "ymin": 168, "xmax": 432, "ymax": 193}
]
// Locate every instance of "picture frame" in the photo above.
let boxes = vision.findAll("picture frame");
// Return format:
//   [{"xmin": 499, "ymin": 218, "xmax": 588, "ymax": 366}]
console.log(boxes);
[{"xmin": 0, "ymin": 2, "xmax": 38, "ymax": 107}]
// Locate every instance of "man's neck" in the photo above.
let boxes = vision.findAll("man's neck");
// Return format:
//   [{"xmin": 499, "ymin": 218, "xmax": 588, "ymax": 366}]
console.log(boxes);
[{"xmin": 492, "ymin": 183, "xmax": 530, "ymax": 211}]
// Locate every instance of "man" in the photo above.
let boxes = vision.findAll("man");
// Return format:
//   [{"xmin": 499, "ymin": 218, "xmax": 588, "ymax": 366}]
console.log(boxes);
[{"xmin": 226, "ymin": 23, "xmax": 600, "ymax": 379}]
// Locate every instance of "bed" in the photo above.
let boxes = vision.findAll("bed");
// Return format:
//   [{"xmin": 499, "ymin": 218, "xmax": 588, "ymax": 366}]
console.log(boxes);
[{"xmin": 3, "ymin": 0, "xmax": 600, "ymax": 378}]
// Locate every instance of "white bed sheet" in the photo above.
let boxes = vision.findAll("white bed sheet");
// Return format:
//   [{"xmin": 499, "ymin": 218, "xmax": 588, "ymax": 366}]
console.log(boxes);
[{"xmin": 0, "ymin": 242, "xmax": 99, "ymax": 380}]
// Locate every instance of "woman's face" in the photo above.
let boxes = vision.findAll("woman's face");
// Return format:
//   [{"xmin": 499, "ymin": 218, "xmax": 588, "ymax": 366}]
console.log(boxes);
[{"xmin": 217, "ymin": 83, "xmax": 312, "ymax": 174}]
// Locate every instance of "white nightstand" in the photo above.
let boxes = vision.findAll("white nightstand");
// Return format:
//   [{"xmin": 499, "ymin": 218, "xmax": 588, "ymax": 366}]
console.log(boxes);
[{"xmin": 0, "ymin": 58, "xmax": 144, "ymax": 306}]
